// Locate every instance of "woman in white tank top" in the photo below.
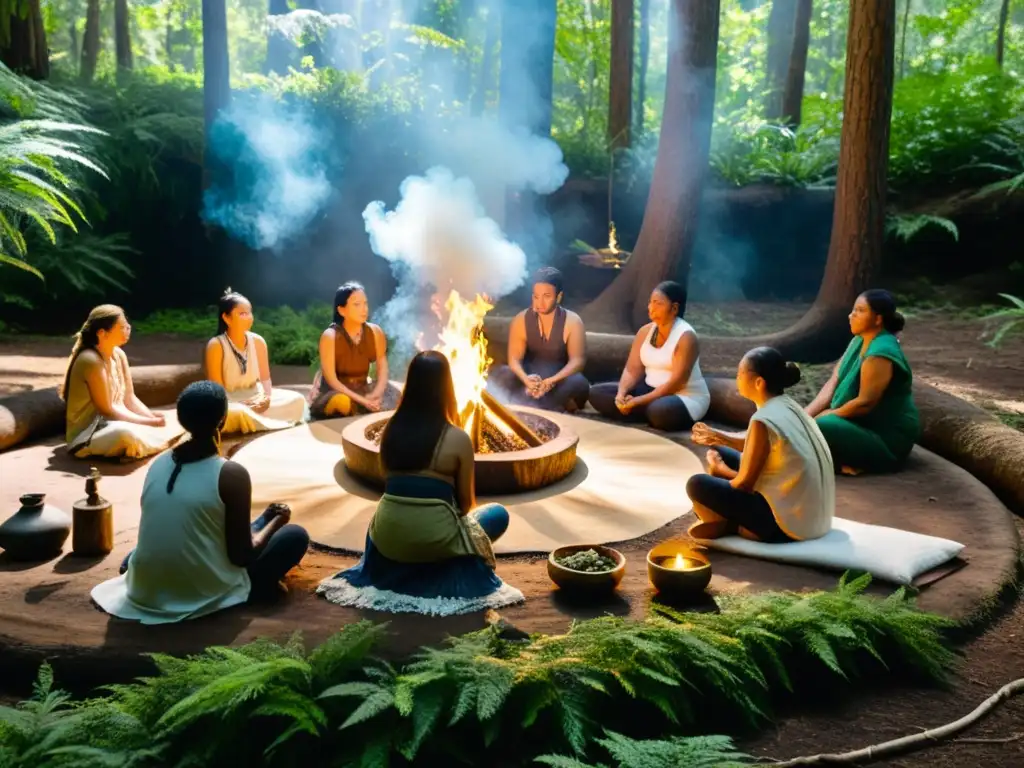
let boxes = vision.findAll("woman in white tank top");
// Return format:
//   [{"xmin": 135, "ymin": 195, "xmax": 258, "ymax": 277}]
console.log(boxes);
[
  {"xmin": 588, "ymin": 281, "xmax": 710, "ymax": 431},
  {"xmin": 204, "ymin": 289, "xmax": 308, "ymax": 434},
  {"xmin": 91, "ymin": 381, "xmax": 310, "ymax": 624}
]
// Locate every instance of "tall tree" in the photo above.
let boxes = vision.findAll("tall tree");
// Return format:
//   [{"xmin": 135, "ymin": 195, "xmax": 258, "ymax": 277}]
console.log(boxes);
[
  {"xmin": 764, "ymin": 0, "xmax": 798, "ymax": 121},
  {"xmin": 115, "ymin": 0, "xmax": 133, "ymax": 71},
  {"xmin": 581, "ymin": 0, "xmax": 721, "ymax": 330},
  {"xmin": 898, "ymin": 0, "xmax": 912, "ymax": 79},
  {"xmin": 609, "ymin": 0, "xmax": 634, "ymax": 149},
  {"xmin": 636, "ymin": 0, "xmax": 650, "ymax": 135},
  {"xmin": 1, "ymin": 0, "xmax": 49, "ymax": 79},
  {"xmin": 80, "ymin": 0, "xmax": 100, "ymax": 82},
  {"xmin": 202, "ymin": 0, "xmax": 231, "ymax": 187},
  {"xmin": 744, "ymin": 0, "xmax": 898, "ymax": 362},
  {"xmin": 780, "ymin": 0, "xmax": 812, "ymax": 126},
  {"xmin": 996, "ymin": 0, "xmax": 1011, "ymax": 69},
  {"xmin": 472, "ymin": 0, "xmax": 500, "ymax": 116}
]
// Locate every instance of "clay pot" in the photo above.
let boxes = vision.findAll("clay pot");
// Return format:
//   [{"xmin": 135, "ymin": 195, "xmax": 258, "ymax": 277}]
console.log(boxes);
[
  {"xmin": 0, "ymin": 493, "xmax": 72, "ymax": 561},
  {"xmin": 547, "ymin": 544, "xmax": 627, "ymax": 594},
  {"xmin": 646, "ymin": 541, "xmax": 713, "ymax": 597}
]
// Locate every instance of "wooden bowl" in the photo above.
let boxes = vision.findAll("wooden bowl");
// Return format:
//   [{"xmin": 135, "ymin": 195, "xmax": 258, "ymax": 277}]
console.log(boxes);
[
  {"xmin": 547, "ymin": 544, "xmax": 627, "ymax": 594},
  {"xmin": 647, "ymin": 540, "xmax": 712, "ymax": 596}
]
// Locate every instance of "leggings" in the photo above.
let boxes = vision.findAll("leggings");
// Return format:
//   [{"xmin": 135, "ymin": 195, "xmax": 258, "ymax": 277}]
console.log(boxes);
[
  {"xmin": 684, "ymin": 447, "xmax": 794, "ymax": 543},
  {"xmin": 120, "ymin": 510, "xmax": 310, "ymax": 595},
  {"xmin": 588, "ymin": 381, "xmax": 695, "ymax": 431}
]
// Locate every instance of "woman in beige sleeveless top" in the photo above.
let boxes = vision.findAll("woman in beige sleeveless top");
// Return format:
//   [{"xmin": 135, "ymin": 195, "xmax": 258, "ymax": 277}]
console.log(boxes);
[
  {"xmin": 308, "ymin": 282, "xmax": 400, "ymax": 420},
  {"xmin": 204, "ymin": 290, "xmax": 307, "ymax": 434},
  {"xmin": 61, "ymin": 305, "xmax": 183, "ymax": 460}
]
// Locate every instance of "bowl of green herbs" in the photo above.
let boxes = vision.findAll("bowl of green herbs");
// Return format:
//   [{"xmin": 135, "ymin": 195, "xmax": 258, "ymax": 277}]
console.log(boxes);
[{"xmin": 547, "ymin": 544, "xmax": 626, "ymax": 593}]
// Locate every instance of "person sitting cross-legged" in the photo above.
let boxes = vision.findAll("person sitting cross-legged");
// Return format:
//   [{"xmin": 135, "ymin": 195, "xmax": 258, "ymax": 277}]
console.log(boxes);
[
  {"xmin": 686, "ymin": 347, "xmax": 835, "ymax": 543},
  {"xmin": 91, "ymin": 381, "xmax": 310, "ymax": 624}
]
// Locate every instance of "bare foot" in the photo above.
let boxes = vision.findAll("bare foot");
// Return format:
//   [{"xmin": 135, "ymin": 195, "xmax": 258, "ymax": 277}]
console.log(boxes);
[
  {"xmin": 688, "ymin": 521, "xmax": 737, "ymax": 539},
  {"xmin": 840, "ymin": 465, "xmax": 864, "ymax": 476}
]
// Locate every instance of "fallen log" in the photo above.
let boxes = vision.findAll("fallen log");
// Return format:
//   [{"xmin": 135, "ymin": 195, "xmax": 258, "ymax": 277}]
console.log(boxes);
[{"xmin": 0, "ymin": 363, "xmax": 204, "ymax": 453}]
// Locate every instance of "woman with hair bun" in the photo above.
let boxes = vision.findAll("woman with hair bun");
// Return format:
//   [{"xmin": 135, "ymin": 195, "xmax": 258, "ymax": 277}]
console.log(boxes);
[
  {"xmin": 205, "ymin": 289, "xmax": 308, "ymax": 434},
  {"xmin": 804, "ymin": 289, "xmax": 920, "ymax": 474},
  {"xmin": 60, "ymin": 304, "xmax": 181, "ymax": 460},
  {"xmin": 687, "ymin": 347, "xmax": 835, "ymax": 542}
]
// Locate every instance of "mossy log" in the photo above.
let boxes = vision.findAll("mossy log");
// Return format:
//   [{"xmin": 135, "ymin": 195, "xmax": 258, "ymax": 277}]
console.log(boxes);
[{"xmin": 0, "ymin": 364, "xmax": 203, "ymax": 452}]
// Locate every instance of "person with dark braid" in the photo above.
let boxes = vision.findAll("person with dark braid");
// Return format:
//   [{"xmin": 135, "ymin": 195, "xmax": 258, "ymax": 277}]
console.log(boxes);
[{"xmin": 91, "ymin": 381, "xmax": 310, "ymax": 624}]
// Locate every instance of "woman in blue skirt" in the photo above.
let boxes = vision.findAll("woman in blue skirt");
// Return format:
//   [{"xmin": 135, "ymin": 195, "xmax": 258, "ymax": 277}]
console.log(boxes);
[{"xmin": 317, "ymin": 351, "xmax": 524, "ymax": 615}]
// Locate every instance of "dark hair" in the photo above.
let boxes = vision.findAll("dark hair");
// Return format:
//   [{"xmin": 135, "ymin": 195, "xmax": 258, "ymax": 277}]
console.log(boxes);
[
  {"xmin": 653, "ymin": 280, "xmax": 687, "ymax": 315},
  {"xmin": 860, "ymin": 289, "xmax": 906, "ymax": 334},
  {"xmin": 166, "ymin": 381, "xmax": 229, "ymax": 493},
  {"xmin": 743, "ymin": 346, "xmax": 802, "ymax": 395},
  {"xmin": 380, "ymin": 351, "xmax": 460, "ymax": 473},
  {"xmin": 60, "ymin": 304, "xmax": 125, "ymax": 402},
  {"xmin": 332, "ymin": 281, "xmax": 366, "ymax": 325},
  {"xmin": 217, "ymin": 288, "xmax": 250, "ymax": 335},
  {"xmin": 532, "ymin": 266, "xmax": 564, "ymax": 296}
]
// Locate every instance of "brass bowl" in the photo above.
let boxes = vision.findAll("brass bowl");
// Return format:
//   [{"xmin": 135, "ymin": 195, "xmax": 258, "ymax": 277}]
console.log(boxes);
[
  {"xmin": 547, "ymin": 544, "xmax": 626, "ymax": 594},
  {"xmin": 647, "ymin": 541, "xmax": 712, "ymax": 596}
]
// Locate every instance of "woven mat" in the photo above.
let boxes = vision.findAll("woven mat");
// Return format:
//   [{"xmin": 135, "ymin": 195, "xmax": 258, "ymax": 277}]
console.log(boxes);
[{"xmin": 231, "ymin": 413, "xmax": 701, "ymax": 554}]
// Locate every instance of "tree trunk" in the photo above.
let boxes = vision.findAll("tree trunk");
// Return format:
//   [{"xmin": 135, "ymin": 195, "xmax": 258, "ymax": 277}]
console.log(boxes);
[
  {"xmin": 898, "ymin": 0, "xmax": 912, "ymax": 79},
  {"xmin": 69, "ymin": 21, "xmax": 79, "ymax": 65},
  {"xmin": 996, "ymin": 0, "xmax": 1011, "ymax": 69},
  {"xmin": 764, "ymin": 0, "xmax": 798, "ymax": 121},
  {"xmin": 780, "ymin": 0, "xmax": 812, "ymax": 126},
  {"xmin": 265, "ymin": 0, "xmax": 292, "ymax": 74},
  {"xmin": 472, "ymin": 0, "xmax": 500, "ymax": 116},
  {"xmin": 581, "ymin": 0, "xmax": 720, "ymax": 331},
  {"xmin": 1, "ymin": 0, "xmax": 49, "ymax": 79},
  {"xmin": 740, "ymin": 0, "xmax": 897, "ymax": 362},
  {"xmin": 636, "ymin": 0, "xmax": 650, "ymax": 135},
  {"xmin": 81, "ymin": 0, "xmax": 100, "ymax": 82},
  {"xmin": 115, "ymin": 0, "xmax": 133, "ymax": 71},
  {"xmin": 202, "ymin": 0, "xmax": 232, "ymax": 188},
  {"xmin": 609, "ymin": 0, "xmax": 634, "ymax": 149}
]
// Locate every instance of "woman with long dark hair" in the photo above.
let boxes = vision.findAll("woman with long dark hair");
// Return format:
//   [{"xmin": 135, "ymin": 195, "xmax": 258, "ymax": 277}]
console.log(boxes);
[
  {"xmin": 60, "ymin": 304, "xmax": 181, "ymax": 459},
  {"xmin": 91, "ymin": 381, "xmax": 310, "ymax": 624},
  {"xmin": 688, "ymin": 347, "xmax": 834, "ymax": 542},
  {"xmin": 317, "ymin": 351, "xmax": 523, "ymax": 615},
  {"xmin": 308, "ymin": 282, "xmax": 401, "ymax": 420},
  {"xmin": 804, "ymin": 290, "xmax": 920, "ymax": 474},
  {"xmin": 204, "ymin": 288, "xmax": 307, "ymax": 433},
  {"xmin": 588, "ymin": 281, "xmax": 710, "ymax": 431}
]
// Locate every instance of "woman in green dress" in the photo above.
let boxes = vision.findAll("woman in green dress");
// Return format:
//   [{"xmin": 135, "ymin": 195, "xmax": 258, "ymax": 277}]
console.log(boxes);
[{"xmin": 804, "ymin": 290, "xmax": 920, "ymax": 474}]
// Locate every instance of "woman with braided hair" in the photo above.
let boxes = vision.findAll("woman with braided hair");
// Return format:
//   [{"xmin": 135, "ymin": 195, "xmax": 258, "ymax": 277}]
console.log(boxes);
[
  {"xmin": 91, "ymin": 381, "xmax": 310, "ymax": 624},
  {"xmin": 60, "ymin": 304, "xmax": 182, "ymax": 460}
]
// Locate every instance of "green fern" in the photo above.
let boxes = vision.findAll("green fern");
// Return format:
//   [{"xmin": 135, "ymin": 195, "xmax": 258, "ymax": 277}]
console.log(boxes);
[
  {"xmin": 885, "ymin": 213, "xmax": 960, "ymax": 243},
  {"xmin": 983, "ymin": 293, "xmax": 1024, "ymax": 348},
  {"xmin": 536, "ymin": 730, "xmax": 752, "ymax": 768}
]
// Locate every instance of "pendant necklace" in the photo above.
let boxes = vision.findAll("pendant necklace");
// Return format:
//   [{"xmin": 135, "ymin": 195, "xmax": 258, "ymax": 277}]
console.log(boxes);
[{"xmin": 226, "ymin": 334, "xmax": 249, "ymax": 375}]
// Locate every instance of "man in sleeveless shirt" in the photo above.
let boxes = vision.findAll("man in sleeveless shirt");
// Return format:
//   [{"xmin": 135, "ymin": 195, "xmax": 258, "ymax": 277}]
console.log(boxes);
[{"xmin": 486, "ymin": 267, "xmax": 590, "ymax": 412}]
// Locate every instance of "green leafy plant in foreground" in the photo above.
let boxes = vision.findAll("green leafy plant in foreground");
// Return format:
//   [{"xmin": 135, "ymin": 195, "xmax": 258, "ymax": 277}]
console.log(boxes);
[
  {"xmin": 983, "ymin": 293, "xmax": 1024, "ymax": 348},
  {"xmin": 0, "ymin": 575, "xmax": 958, "ymax": 767}
]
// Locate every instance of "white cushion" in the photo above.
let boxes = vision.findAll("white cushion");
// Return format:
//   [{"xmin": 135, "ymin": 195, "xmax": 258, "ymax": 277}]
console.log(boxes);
[{"xmin": 694, "ymin": 517, "xmax": 965, "ymax": 585}]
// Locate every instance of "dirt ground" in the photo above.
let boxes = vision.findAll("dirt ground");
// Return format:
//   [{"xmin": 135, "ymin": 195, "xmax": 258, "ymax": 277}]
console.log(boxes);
[{"xmin": 1, "ymin": 302, "xmax": 1023, "ymax": 766}]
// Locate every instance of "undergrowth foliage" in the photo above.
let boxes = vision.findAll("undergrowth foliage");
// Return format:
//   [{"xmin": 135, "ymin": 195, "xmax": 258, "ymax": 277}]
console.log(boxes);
[{"xmin": 0, "ymin": 575, "xmax": 958, "ymax": 767}]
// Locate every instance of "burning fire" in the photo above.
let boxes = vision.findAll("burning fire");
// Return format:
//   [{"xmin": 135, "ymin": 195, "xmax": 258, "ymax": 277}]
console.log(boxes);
[{"xmin": 431, "ymin": 288, "xmax": 493, "ymax": 417}]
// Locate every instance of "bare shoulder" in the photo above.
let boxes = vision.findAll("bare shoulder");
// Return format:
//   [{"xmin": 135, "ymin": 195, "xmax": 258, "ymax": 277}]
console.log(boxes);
[
  {"xmin": 205, "ymin": 337, "xmax": 223, "ymax": 352},
  {"xmin": 445, "ymin": 424, "xmax": 473, "ymax": 452},
  {"xmin": 635, "ymin": 323, "xmax": 653, "ymax": 341},
  {"xmin": 319, "ymin": 326, "xmax": 337, "ymax": 343},
  {"xmin": 367, "ymin": 322, "xmax": 386, "ymax": 339},
  {"xmin": 511, "ymin": 309, "xmax": 528, "ymax": 327},
  {"xmin": 250, "ymin": 332, "xmax": 269, "ymax": 349},
  {"xmin": 113, "ymin": 346, "xmax": 130, "ymax": 365},
  {"xmin": 564, "ymin": 309, "xmax": 585, "ymax": 330},
  {"xmin": 219, "ymin": 459, "xmax": 252, "ymax": 486}
]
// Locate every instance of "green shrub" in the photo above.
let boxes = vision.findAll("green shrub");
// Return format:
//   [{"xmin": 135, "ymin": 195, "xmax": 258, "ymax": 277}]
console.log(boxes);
[{"xmin": 0, "ymin": 575, "xmax": 958, "ymax": 767}]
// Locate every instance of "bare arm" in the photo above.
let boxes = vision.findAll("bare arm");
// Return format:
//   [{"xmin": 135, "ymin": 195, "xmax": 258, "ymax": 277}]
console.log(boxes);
[
  {"xmin": 368, "ymin": 325, "xmax": 390, "ymax": 400},
  {"xmin": 805, "ymin": 361, "xmax": 840, "ymax": 417},
  {"xmin": 119, "ymin": 350, "xmax": 160, "ymax": 419},
  {"xmin": 505, "ymin": 313, "xmax": 532, "ymax": 385},
  {"xmin": 617, "ymin": 327, "xmax": 648, "ymax": 397},
  {"xmin": 730, "ymin": 420, "xmax": 771, "ymax": 492},
  {"xmin": 692, "ymin": 422, "xmax": 747, "ymax": 451},
  {"xmin": 204, "ymin": 339, "xmax": 226, "ymax": 387},
  {"xmin": 220, "ymin": 461, "xmax": 286, "ymax": 568},
  {"xmin": 317, "ymin": 328, "xmax": 368, "ymax": 406},
  {"xmin": 630, "ymin": 331, "xmax": 699, "ymax": 407},
  {"xmin": 826, "ymin": 357, "xmax": 893, "ymax": 419},
  {"xmin": 453, "ymin": 428, "xmax": 476, "ymax": 515},
  {"xmin": 79, "ymin": 354, "xmax": 160, "ymax": 426},
  {"xmin": 253, "ymin": 334, "xmax": 273, "ymax": 396},
  {"xmin": 544, "ymin": 312, "xmax": 586, "ymax": 385}
]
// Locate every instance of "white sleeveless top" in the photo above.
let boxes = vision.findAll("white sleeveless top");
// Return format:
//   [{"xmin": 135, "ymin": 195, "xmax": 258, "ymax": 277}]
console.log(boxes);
[
  {"xmin": 90, "ymin": 453, "xmax": 251, "ymax": 624},
  {"xmin": 750, "ymin": 395, "xmax": 836, "ymax": 541},
  {"xmin": 639, "ymin": 318, "xmax": 710, "ymax": 420},
  {"xmin": 218, "ymin": 332, "xmax": 261, "ymax": 398}
]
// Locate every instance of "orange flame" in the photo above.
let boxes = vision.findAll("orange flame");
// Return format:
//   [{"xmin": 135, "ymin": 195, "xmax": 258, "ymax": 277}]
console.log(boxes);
[{"xmin": 431, "ymin": 289, "xmax": 493, "ymax": 416}]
